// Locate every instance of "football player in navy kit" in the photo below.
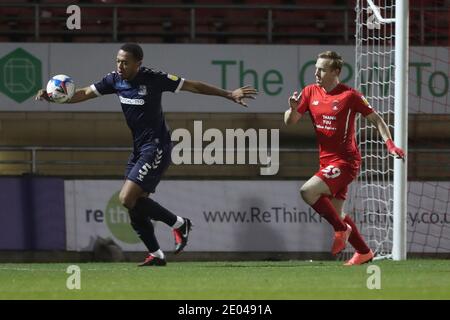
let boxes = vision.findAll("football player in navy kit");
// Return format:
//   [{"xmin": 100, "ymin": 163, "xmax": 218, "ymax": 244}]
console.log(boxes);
[{"xmin": 36, "ymin": 43, "xmax": 257, "ymax": 266}]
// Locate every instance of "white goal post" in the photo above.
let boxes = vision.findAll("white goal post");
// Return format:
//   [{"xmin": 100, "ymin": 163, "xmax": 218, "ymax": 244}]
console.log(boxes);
[
  {"xmin": 353, "ymin": 0, "xmax": 408, "ymax": 260},
  {"xmin": 392, "ymin": 0, "xmax": 408, "ymax": 261}
]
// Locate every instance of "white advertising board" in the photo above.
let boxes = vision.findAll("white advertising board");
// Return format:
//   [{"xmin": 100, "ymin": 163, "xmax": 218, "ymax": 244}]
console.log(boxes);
[
  {"xmin": 65, "ymin": 180, "xmax": 450, "ymax": 253},
  {"xmin": 1, "ymin": 44, "xmax": 448, "ymax": 113}
]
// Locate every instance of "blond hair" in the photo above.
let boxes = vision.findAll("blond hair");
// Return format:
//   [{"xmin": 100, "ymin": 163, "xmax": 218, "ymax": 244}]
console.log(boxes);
[{"xmin": 317, "ymin": 51, "xmax": 344, "ymax": 72}]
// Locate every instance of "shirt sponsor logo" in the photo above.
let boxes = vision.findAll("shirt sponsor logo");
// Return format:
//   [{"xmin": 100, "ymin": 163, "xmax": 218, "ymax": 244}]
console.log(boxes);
[
  {"xmin": 316, "ymin": 124, "xmax": 337, "ymax": 131},
  {"xmin": 167, "ymin": 74, "xmax": 179, "ymax": 81},
  {"xmin": 119, "ymin": 96, "xmax": 145, "ymax": 105},
  {"xmin": 317, "ymin": 115, "xmax": 337, "ymax": 131}
]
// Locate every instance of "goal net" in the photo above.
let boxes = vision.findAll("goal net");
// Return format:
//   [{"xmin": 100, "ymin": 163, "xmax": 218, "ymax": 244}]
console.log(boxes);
[{"xmin": 350, "ymin": 0, "xmax": 450, "ymax": 260}]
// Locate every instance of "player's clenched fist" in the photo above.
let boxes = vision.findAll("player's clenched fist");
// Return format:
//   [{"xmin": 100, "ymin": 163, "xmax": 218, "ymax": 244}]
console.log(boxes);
[
  {"xmin": 288, "ymin": 91, "xmax": 301, "ymax": 110},
  {"xmin": 386, "ymin": 139, "xmax": 406, "ymax": 160}
]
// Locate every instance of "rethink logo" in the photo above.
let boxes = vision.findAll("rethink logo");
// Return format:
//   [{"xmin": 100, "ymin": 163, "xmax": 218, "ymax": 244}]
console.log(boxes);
[
  {"xmin": 172, "ymin": 121, "xmax": 279, "ymax": 175},
  {"xmin": 105, "ymin": 191, "xmax": 140, "ymax": 244},
  {"xmin": 84, "ymin": 191, "xmax": 140, "ymax": 245}
]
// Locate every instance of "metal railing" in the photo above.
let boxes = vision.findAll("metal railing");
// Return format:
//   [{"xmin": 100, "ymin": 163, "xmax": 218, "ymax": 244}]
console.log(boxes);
[
  {"xmin": 0, "ymin": 3, "xmax": 447, "ymax": 45},
  {"xmin": 0, "ymin": 146, "xmax": 132, "ymax": 174},
  {"xmin": 0, "ymin": 145, "xmax": 317, "ymax": 174},
  {"xmin": 0, "ymin": 145, "xmax": 449, "ymax": 177}
]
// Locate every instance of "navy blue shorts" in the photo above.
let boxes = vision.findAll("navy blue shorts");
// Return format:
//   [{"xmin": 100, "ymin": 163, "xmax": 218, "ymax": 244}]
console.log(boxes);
[{"xmin": 125, "ymin": 142, "xmax": 172, "ymax": 193}]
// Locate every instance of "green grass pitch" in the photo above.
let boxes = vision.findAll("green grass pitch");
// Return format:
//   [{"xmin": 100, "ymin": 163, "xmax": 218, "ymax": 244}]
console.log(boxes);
[{"xmin": 0, "ymin": 260, "xmax": 449, "ymax": 299}]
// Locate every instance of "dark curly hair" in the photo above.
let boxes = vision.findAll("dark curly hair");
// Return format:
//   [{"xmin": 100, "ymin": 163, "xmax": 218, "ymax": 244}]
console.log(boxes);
[{"xmin": 120, "ymin": 43, "xmax": 143, "ymax": 61}]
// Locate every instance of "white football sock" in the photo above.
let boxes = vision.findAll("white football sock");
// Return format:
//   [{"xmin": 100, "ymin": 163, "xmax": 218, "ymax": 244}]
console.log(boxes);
[
  {"xmin": 150, "ymin": 249, "xmax": 165, "ymax": 259},
  {"xmin": 172, "ymin": 216, "xmax": 185, "ymax": 229}
]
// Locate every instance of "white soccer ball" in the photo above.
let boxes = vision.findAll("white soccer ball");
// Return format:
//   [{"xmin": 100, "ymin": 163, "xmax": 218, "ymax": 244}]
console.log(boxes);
[{"xmin": 46, "ymin": 74, "xmax": 75, "ymax": 103}]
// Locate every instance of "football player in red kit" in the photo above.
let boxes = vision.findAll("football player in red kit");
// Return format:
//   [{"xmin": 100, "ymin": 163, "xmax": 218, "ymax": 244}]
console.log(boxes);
[{"xmin": 284, "ymin": 51, "xmax": 405, "ymax": 265}]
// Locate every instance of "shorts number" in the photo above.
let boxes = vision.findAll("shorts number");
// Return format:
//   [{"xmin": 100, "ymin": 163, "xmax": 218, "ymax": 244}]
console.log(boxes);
[{"xmin": 321, "ymin": 165, "xmax": 341, "ymax": 179}]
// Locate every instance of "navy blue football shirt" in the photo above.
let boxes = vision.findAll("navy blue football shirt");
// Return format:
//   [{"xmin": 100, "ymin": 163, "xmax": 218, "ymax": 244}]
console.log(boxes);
[{"xmin": 91, "ymin": 67, "xmax": 183, "ymax": 150}]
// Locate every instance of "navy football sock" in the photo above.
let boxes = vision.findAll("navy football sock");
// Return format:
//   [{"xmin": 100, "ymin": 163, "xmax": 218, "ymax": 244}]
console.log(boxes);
[
  {"xmin": 129, "ymin": 207, "xmax": 160, "ymax": 253},
  {"xmin": 134, "ymin": 197, "xmax": 177, "ymax": 227}
]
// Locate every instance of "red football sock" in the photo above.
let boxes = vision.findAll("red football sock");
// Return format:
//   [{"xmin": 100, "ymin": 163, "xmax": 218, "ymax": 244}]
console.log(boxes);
[
  {"xmin": 311, "ymin": 196, "xmax": 347, "ymax": 231},
  {"xmin": 344, "ymin": 215, "xmax": 370, "ymax": 254}
]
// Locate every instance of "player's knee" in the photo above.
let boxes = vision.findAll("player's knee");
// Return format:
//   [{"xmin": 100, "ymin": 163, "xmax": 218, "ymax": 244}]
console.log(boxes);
[
  {"xmin": 300, "ymin": 185, "xmax": 319, "ymax": 205},
  {"xmin": 299, "ymin": 185, "xmax": 311, "ymax": 201},
  {"xmin": 119, "ymin": 191, "xmax": 137, "ymax": 210}
]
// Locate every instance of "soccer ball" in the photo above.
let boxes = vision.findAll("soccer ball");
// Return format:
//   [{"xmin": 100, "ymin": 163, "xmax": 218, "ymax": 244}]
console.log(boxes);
[{"xmin": 46, "ymin": 74, "xmax": 75, "ymax": 103}]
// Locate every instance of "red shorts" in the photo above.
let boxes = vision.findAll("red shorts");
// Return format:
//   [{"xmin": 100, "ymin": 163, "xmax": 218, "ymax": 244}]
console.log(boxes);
[{"xmin": 315, "ymin": 160, "xmax": 360, "ymax": 200}]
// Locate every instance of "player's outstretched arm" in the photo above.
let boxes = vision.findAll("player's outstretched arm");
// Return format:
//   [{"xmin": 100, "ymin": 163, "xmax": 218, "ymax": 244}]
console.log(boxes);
[
  {"xmin": 66, "ymin": 87, "xmax": 98, "ymax": 103},
  {"xmin": 180, "ymin": 80, "xmax": 257, "ymax": 107},
  {"xmin": 35, "ymin": 86, "xmax": 97, "ymax": 104},
  {"xmin": 366, "ymin": 112, "xmax": 405, "ymax": 159},
  {"xmin": 284, "ymin": 91, "xmax": 302, "ymax": 125}
]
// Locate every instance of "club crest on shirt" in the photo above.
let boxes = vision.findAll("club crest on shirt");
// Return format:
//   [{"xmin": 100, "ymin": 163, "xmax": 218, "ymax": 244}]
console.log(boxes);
[
  {"xmin": 138, "ymin": 85, "xmax": 147, "ymax": 96},
  {"xmin": 332, "ymin": 100, "xmax": 340, "ymax": 110},
  {"xmin": 312, "ymin": 100, "xmax": 319, "ymax": 106}
]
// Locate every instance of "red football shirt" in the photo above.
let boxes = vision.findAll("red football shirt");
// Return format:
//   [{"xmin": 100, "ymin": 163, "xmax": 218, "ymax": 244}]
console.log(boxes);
[{"xmin": 297, "ymin": 83, "xmax": 374, "ymax": 163}]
